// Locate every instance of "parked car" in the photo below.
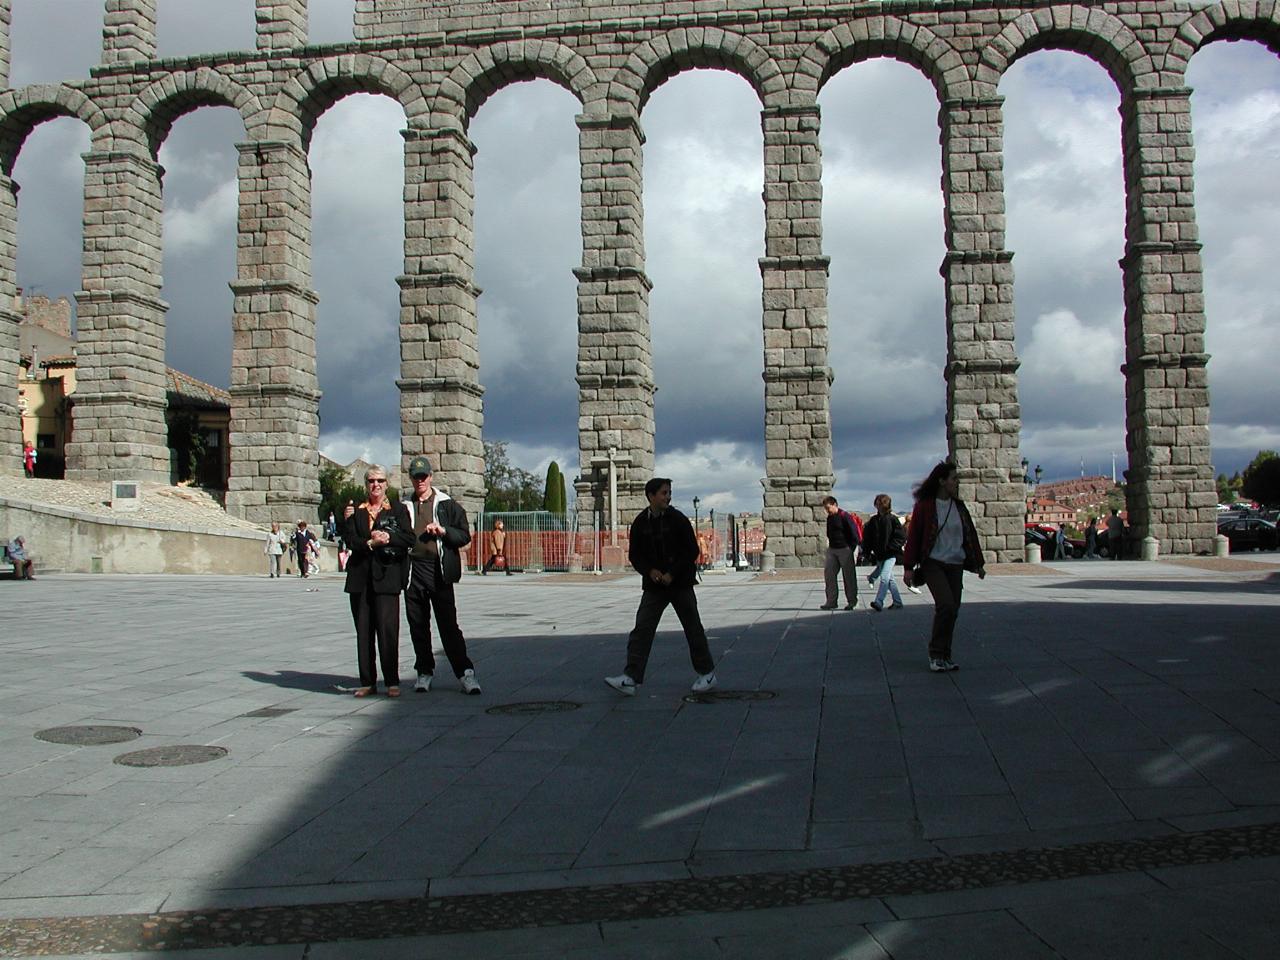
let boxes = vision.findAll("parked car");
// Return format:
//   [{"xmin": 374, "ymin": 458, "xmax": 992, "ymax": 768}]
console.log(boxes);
[{"xmin": 1217, "ymin": 517, "xmax": 1279, "ymax": 552}]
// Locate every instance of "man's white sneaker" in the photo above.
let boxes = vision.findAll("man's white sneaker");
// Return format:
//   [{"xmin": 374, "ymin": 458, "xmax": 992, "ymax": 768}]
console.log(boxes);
[
  {"xmin": 605, "ymin": 674, "xmax": 637, "ymax": 696},
  {"xmin": 691, "ymin": 672, "xmax": 718, "ymax": 693},
  {"xmin": 460, "ymin": 669, "xmax": 481, "ymax": 695},
  {"xmin": 929, "ymin": 658, "xmax": 949, "ymax": 673},
  {"xmin": 907, "ymin": 585, "xmax": 923, "ymax": 595},
  {"xmin": 414, "ymin": 673, "xmax": 432, "ymax": 693}
]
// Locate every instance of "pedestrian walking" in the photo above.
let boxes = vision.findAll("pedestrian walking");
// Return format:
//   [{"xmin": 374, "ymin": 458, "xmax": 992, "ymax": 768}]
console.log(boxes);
[
  {"xmin": 482, "ymin": 518, "xmax": 511, "ymax": 575},
  {"xmin": 1084, "ymin": 516, "xmax": 1099, "ymax": 559},
  {"xmin": 605, "ymin": 477, "xmax": 717, "ymax": 697},
  {"xmin": 402, "ymin": 456, "xmax": 481, "ymax": 695},
  {"xmin": 342, "ymin": 466, "xmax": 414, "ymax": 697},
  {"xmin": 22, "ymin": 441, "xmax": 36, "ymax": 478},
  {"xmin": 862, "ymin": 494, "xmax": 906, "ymax": 611},
  {"xmin": 903, "ymin": 461, "xmax": 986, "ymax": 673},
  {"xmin": 1106, "ymin": 508, "xmax": 1124, "ymax": 560},
  {"xmin": 293, "ymin": 520, "xmax": 317, "ymax": 578},
  {"xmin": 264, "ymin": 521, "xmax": 286, "ymax": 578},
  {"xmin": 820, "ymin": 495, "xmax": 861, "ymax": 610}
]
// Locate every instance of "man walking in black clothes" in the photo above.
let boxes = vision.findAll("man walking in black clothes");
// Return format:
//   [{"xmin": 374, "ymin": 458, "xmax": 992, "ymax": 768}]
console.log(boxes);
[
  {"xmin": 821, "ymin": 495, "xmax": 860, "ymax": 610},
  {"xmin": 403, "ymin": 456, "xmax": 482, "ymax": 695},
  {"xmin": 605, "ymin": 477, "xmax": 717, "ymax": 697}
]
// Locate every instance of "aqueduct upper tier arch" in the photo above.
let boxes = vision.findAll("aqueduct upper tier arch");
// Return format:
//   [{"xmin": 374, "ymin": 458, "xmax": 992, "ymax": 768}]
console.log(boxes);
[{"xmin": 1, "ymin": 0, "xmax": 1261, "ymax": 563}]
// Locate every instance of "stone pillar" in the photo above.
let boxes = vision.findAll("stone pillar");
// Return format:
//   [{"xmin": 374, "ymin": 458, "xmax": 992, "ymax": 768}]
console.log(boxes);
[
  {"xmin": 67, "ymin": 149, "xmax": 169, "ymax": 481},
  {"xmin": 758, "ymin": 104, "xmax": 832, "ymax": 569},
  {"xmin": 226, "ymin": 140, "xmax": 321, "ymax": 524},
  {"xmin": 102, "ymin": 0, "xmax": 157, "ymax": 65},
  {"xmin": 0, "ymin": 170, "xmax": 20, "ymax": 476},
  {"xmin": 1119, "ymin": 86, "xmax": 1215, "ymax": 556},
  {"xmin": 256, "ymin": 0, "xmax": 308, "ymax": 52},
  {"xmin": 398, "ymin": 127, "xmax": 484, "ymax": 507},
  {"xmin": 0, "ymin": 0, "xmax": 11, "ymax": 89},
  {"xmin": 939, "ymin": 96, "xmax": 1023, "ymax": 563},
  {"xmin": 574, "ymin": 111, "xmax": 655, "ymax": 533}
]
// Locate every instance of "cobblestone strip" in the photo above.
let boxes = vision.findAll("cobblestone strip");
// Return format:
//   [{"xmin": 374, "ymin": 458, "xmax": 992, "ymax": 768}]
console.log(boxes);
[{"xmin": 2, "ymin": 822, "xmax": 1278, "ymax": 955}]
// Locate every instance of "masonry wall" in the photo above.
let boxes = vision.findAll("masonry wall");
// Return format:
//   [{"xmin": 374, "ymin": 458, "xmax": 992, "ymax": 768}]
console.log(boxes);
[{"xmin": 1, "ymin": 0, "xmax": 1260, "ymax": 561}]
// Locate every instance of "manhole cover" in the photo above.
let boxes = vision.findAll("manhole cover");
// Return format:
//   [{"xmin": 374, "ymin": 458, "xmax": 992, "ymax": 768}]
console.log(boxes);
[
  {"xmin": 239, "ymin": 707, "xmax": 296, "ymax": 719},
  {"xmin": 35, "ymin": 725, "xmax": 142, "ymax": 746},
  {"xmin": 485, "ymin": 701, "xmax": 582, "ymax": 716},
  {"xmin": 113, "ymin": 745, "xmax": 228, "ymax": 767},
  {"xmin": 682, "ymin": 690, "xmax": 778, "ymax": 704}
]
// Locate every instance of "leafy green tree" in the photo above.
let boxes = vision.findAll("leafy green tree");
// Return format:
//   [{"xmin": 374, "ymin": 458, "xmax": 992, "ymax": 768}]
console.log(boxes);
[
  {"xmin": 318, "ymin": 463, "xmax": 366, "ymax": 527},
  {"xmin": 484, "ymin": 440, "xmax": 543, "ymax": 512},
  {"xmin": 1241, "ymin": 450, "xmax": 1280, "ymax": 506}
]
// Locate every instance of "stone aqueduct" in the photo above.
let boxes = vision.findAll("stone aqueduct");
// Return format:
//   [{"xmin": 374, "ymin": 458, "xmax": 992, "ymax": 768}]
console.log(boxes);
[{"xmin": 0, "ymin": 0, "xmax": 1266, "ymax": 564}]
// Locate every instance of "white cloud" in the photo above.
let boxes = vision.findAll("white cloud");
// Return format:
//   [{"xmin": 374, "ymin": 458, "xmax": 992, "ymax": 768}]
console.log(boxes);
[
  {"xmin": 162, "ymin": 177, "xmax": 237, "ymax": 254},
  {"xmin": 319, "ymin": 429, "xmax": 400, "ymax": 474},
  {"xmin": 1021, "ymin": 308, "xmax": 1123, "ymax": 393}
]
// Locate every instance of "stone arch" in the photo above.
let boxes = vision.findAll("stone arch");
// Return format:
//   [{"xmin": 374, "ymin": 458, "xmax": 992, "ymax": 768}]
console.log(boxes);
[
  {"xmin": 0, "ymin": 84, "xmax": 106, "ymax": 176},
  {"xmin": 439, "ymin": 40, "xmax": 598, "ymax": 129},
  {"xmin": 127, "ymin": 68, "xmax": 263, "ymax": 158},
  {"xmin": 794, "ymin": 17, "xmax": 968, "ymax": 102},
  {"xmin": 610, "ymin": 27, "xmax": 787, "ymax": 114},
  {"xmin": 269, "ymin": 54, "xmax": 424, "ymax": 150},
  {"xmin": 1168, "ymin": 1, "xmax": 1280, "ymax": 81},
  {"xmin": 977, "ymin": 5, "xmax": 1154, "ymax": 97}
]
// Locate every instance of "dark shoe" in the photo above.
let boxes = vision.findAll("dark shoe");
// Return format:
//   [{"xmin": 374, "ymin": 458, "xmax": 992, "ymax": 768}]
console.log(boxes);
[
  {"xmin": 869, "ymin": 601, "xmax": 883, "ymax": 612},
  {"xmin": 844, "ymin": 600, "xmax": 859, "ymax": 610},
  {"xmin": 819, "ymin": 603, "xmax": 837, "ymax": 610}
]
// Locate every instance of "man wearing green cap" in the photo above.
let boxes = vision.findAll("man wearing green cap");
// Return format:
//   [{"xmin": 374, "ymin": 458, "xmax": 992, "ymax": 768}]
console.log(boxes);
[{"xmin": 403, "ymin": 456, "xmax": 481, "ymax": 695}]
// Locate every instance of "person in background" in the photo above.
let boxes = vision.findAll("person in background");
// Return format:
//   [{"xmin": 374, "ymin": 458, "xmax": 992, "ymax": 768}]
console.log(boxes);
[
  {"xmin": 1106, "ymin": 508, "xmax": 1125, "ymax": 560},
  {"xmin": 22, "ymin": 440, "xmax": 36, "ymax": 478},
  {"xmin": 1084, "ymin": 516, "xmax": 1099, "ymax": 559},
  {"xmin": 903, "ymin": 461, "xmax": 986, "ymax": 673},
  {"xmin": 7, "ymin": 536, "xmax": 34, "ymax": 579},
  {"xmin": 264, "ymin": 521, "xmax": 287, "ymax": 578},
  {"xmin": 293, "ymin": 520, "xmax": 317, "ymax": 578},
  {"xmin": 862, "ymin": 494, "xmax": 906, "ymax": 612},
  {"xmin": 820, "ymin": 495, "xmax": 861, "ymax": 610},
  {"xmin": 482, "ymin": 518, "xmax": 512, "ymax": 575}
]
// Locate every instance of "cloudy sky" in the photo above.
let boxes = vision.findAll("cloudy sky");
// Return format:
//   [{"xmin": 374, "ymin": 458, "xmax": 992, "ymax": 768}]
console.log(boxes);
[{"xmin": 9, "ymin": 1, "xmax": 1280, "ymax": 515}]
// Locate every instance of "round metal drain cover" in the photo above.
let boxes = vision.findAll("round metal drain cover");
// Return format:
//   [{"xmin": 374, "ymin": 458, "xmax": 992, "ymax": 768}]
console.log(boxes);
[
  {"xmin": 113, "ymin": 745, "xmax": 228, "ymax": 767},
  {"xmin": 683, "ymin": 690, "xmax": 778, "ymax": 704},
  {"xmin": 35, "ymin": 725, "xmax": 142, "ymax": 746},
  {"xmin": 485, "ymin": 700, "xmax": 581, "ymax": 716}
]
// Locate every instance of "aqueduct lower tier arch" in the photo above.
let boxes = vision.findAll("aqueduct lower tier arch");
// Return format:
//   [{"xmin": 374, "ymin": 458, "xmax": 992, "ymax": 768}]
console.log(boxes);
[{"xmin": 0, "ymin": 0, "xmax": 1253, "ymax": 563}]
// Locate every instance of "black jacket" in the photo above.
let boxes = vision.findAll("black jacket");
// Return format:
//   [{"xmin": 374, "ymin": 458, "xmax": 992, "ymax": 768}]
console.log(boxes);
[
  {"xmin": 404, "ymin": 492, "xmax": 471, "ymax": 585},
  {"xmin": 342, "ymin": 501, "xmax": 415, "ymax": 595},
  {"xmin": 629, "ymin": 506, "xmax": 699, "ymax": 591},
  {"xmin": 861, "ymin": 512, "xmax": 906, "ymax": 564}
]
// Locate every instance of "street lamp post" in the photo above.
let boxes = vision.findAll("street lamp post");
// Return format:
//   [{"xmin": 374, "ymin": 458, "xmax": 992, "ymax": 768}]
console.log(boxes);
[{"xmin": 692, "ymin": 496, "xmax": 700, "ymax": 532}]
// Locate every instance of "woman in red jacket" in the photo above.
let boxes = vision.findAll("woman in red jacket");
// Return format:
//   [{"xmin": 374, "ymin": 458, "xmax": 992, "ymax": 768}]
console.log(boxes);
[{"xmin": 902, "ymin": 460, "xmax": 986, "ymax": 672}]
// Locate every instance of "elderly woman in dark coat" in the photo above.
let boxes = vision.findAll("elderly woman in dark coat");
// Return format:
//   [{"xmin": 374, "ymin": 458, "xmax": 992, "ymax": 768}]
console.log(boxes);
[{"xmin": 341, "ymin": 465, "xmax": 415, "ymax": 697}]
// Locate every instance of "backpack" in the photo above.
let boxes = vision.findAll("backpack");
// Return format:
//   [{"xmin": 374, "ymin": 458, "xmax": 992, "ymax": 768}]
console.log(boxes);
[{"xmin": 841, "ymin": 509, "xmax": 863, "ymax": 544}]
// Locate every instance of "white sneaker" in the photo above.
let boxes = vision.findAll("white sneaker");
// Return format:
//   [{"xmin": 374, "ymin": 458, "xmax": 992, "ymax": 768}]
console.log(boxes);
[
  {"xmin": 605, "ymin": 674, "xmax": 637, "ymax": 696},
  {"xmin": 414, "ymin": 673, "xmax": 432, "ymax": 693},
  {"xmin": 460, "ymin": 669, "xmax": 481, "ymax": 695},
  {"xmin": 907, "ymin": 585, "xmax": 923, "ymax": 595},
  {"xmin": 929, "ymin": 658, "xmax": 949, "ymax": 673},
  {"xmin": 691, "ymin": 672, "xmax": 718, "ymax": 693}
]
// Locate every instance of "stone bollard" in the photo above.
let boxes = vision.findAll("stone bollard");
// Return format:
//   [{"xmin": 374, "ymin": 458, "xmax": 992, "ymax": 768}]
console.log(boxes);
[
  {"xmin": 1141, "ymin": 535, "xmax": 1159, "ymax": 561},
  {"xmin": 760, "ymin": 550, "xmax": 776, "ymax": 575},
  {"xmin": 1024, "ymin": 541, "xmax": 1041, "ymax": 564},
  {"xmin": 1214, "ymin": 534, "xmax": 1230, "ymax": 558}
]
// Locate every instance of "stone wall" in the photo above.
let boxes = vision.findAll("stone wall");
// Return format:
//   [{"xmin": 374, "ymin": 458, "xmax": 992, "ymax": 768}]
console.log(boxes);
[{"xmin": 0, "ymin": 0, "xmax": 1257, "ymax": 559}]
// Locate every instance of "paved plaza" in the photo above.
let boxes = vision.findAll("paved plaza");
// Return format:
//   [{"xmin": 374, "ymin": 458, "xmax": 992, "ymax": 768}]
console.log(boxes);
[{"xmin": 1, "ymin": 557, "xmax": 1279, "ymax": 958}]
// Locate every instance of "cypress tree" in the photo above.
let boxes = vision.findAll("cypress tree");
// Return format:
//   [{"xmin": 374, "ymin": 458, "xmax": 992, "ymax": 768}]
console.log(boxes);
[
  {"xmin": 555, "ymin": 468, "xmax": 568, "ymax": 515},
  {"xmin": 543, "ymin": 461, "xmax": 562, "ymax": 513}
]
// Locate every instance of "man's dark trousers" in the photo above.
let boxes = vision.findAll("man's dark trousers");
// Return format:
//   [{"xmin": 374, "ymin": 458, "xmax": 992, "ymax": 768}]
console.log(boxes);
[
  {"xmin": 624, "ymin": 585, "xmax": 715, "ymax": 684},
  {"xmin": 405, "ymin": 560, "xmax": 473, "ymax": 678}
]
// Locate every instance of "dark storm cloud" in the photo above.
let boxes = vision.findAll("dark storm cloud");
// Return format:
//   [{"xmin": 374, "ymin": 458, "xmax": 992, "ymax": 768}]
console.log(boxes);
[{"xmin": 6, "ymin": 6, "xmax": 1279, "ymax": 504}]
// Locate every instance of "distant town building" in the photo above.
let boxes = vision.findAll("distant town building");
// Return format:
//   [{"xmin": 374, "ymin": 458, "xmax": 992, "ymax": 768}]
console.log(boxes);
[{"xmin": 16, "ymin": 292, "xmax": 230, "ymax": 487}]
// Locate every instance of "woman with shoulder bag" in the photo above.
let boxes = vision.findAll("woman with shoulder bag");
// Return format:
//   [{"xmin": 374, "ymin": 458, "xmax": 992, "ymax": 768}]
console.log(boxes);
[
  {"xmin": 902, "ymin": 460, "xmax": 986, "ymax": 673},
  {"xmin": 341, "ymin": 466, "xmax": 415, "ymax": 697}
]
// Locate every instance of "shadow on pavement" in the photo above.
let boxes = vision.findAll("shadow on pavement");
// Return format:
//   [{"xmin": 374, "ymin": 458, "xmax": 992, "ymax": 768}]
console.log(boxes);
[{"xmin": 241, "ymin": 670, "xmax": 357, "ymax": 693}]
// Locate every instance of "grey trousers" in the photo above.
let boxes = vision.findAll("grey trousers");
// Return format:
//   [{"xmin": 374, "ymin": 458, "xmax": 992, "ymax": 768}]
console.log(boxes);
[{"xmin": 824, "ymin": 546, "xmax": 857, "ymax": 605}]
